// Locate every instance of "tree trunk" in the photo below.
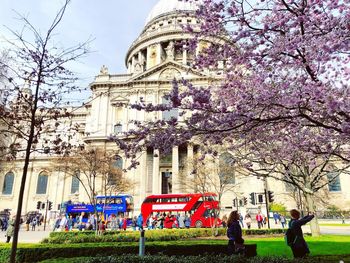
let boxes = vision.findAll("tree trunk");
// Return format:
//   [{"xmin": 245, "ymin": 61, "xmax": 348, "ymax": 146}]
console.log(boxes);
[{"xmin": 305, "ymin": 192, "xmax": 320, "ymax": 237}]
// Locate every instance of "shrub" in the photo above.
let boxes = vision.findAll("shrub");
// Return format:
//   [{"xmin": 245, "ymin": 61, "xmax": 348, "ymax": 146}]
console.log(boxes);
[
  {"xmin": 39, "ymin": 255, "xmax": 350, "ymax": 263},
  {"xmin": 0, "ymin": 242, "xmax": 230, "ymax": 263},
  {"xmin": 43, "ymin": 228, "xmax": 285, "ymax": 244}
]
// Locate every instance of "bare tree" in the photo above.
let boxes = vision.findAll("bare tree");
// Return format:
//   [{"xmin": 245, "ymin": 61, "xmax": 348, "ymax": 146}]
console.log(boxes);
[
  {"xmin": 233, "ymin": 145, "xmax": 350, "ymax": 236},
  {"xmin": 181, "ymin": 151, "xmax": 239, "ymax": 231},
  {"xmin": 55, "ymin": 147, "xmax": 132, "ymax": 230},
  {"xmin": 0, "ymin": 1, "xmax": 90, "ymax": 261}
]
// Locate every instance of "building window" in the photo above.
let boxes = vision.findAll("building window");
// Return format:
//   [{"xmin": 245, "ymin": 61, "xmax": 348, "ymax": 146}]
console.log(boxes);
[
  {"xmin": 36, "ymin": 173, "xmax": 48, "ymax": 194},
  {"xmin": 2, "ymin": 172, "xmax": 14, "ymax": 195},
  {"xmin": 327, "ymin": 172, "xmax": 341, "ymax": 192},
  {"xmin": 71, "ymin": 171, "xmax": 80, "ymax": 194},
  {"xmin": 162, "ymin": 97, "xmax": 179, "ymax": 121},
  {"xmin": 114, "ymin": 156, "xmax": 123, "ymax": 169},
  {"xmin": 219, "ymin": 152, "xmax": 235, "ymax": 184},
  {"xmin": 114, "ymin": 123, "xmax": 123, "ymax": 133}
]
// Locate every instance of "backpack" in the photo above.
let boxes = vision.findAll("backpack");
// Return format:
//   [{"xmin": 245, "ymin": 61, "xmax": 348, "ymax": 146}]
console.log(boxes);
[{"xmin": 285, "ymin": 221, "xmax": 297, "ymax": 246}]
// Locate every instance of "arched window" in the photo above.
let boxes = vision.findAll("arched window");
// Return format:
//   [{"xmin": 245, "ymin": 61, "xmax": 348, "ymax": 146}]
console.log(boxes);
[
  {"xmin": 114, "ymin": 156, "xmax": 123, "ymax": 169},
  {"xmin": 2, "ymin": 172, "xmax": 14, "ymax": 195},
  {"xmin": 36, "ymin": 172, "xmax": 48, "ymax": 194},
  {"xmin": 108, "ymin": 156, "xmax": 123, "ymax": 186},
  {"xmin": 71, "ymin": 171, "xmax": 80, "ymax": 194},
  {"xmin": 219, "ymin": 152, "xmax": 235, "ymax": 184}
]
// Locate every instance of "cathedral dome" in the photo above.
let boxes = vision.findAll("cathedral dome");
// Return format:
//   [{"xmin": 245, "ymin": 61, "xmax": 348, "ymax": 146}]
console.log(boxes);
[{"xmin": 145, "ymin": 0, "xmax": 202, "ymax": 25}]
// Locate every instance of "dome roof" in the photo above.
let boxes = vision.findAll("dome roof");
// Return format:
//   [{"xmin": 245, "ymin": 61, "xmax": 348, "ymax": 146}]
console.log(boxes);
[{"xmin": 145, "ymin": 0, "xmax": 202, "ymax": 25}]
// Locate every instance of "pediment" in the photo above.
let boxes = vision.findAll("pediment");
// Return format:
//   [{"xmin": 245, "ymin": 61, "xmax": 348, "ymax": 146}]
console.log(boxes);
[
  {"xmin": 130, "ymin": 61, "xmax": 209, "ymax": 82},
  {"xmin": 110, "ymin": 96, "xmax": 129, "ymax": 106}
]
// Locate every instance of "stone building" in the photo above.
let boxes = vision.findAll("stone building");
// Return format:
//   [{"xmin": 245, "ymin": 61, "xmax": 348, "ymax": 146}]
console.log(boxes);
[{"xmin": 1, "ymin": 0, "xmax": 349, "ymax": 217}]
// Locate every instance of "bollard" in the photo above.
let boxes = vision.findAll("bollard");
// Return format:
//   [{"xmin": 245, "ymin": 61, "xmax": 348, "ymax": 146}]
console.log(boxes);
[{"xmin": 139, "ymin": 229, "xmax": 145, "ymax": 256}]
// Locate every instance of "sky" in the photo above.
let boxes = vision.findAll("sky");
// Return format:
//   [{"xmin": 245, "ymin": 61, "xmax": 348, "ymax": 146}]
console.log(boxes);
[{"xmin": 0, "ymin": 0, "xmax": 159, "ymax": 102}]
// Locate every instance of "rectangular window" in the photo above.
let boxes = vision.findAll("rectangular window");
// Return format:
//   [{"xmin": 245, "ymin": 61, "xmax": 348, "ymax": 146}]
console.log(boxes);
[
  {"xmin": 36, "ymin": 175, "xmax": 48, "ymax": 194},
  {"xmin": 71, "ymin": 176, "xmax": 80, "ymax": 194},
  {"xmin": 114, "ymin": 123, "xmax": 123, "ymax": 133},
  {"xmin": 161, "ymin": 97, "xmax": 179, "ymax": 121},
  {"xmin": 327, "ymin": 172, "xmax": 341, "ymax": 192},
  {"xmin": 2, "ymin": 173, "xmax": 14, "ymax": 195}
]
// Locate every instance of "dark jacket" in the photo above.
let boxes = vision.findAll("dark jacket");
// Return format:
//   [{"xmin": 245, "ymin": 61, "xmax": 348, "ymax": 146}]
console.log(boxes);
[
  {"xmin": 290, "ymin": 215, "xmax": 314, "ymax": 256},
  {"xmin": 227, "ymin": 220, "xmax": 243, "ymax": 244}
]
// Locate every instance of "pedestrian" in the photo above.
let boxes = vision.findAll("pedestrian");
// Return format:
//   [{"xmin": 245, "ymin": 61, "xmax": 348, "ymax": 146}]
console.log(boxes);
[
  {"xmin": 5, "ymin": 215, "xmax": 15, "ymax": 243},
  {"xmin": 137, "ymin": 213, "xmax": 143, "ymax": 230},
  {"xmin": 287, "ymin": 209, "xmax": 315, "ymax": 258},
  {"xmin": 97, "ymin": 220, "xmax": 106, "ymax": 235},
  {"xmin": 67, "ymin": 215, "xmax": 73, "ymax": 231},
  {"xmin": 273, "ymin": 212, "xmax": 279, "ymax": 224},
  {"xmin": 244, "ymin": 214, "xmax": 252, "ymax": 229},
  {"xmin": 184, "ymin": 214, "xmax": 191, "ymax": 229},
  {"xmin": 59, "ymin": 215, "xmax": 67, "ymax": 231},
  {"xmin": 280, "ymin": 215, "xmax": 286, "ymax": 228},
  {"xmin": 239, "ymin": 213, "xmax": 244, "ymax": 228},
  {"xmin": 147, "ymin": 215, "xmax": 154, "ymax": 230},
  {"xmin": 221, "ymin": 215, "xmax": 227, "ymax": 228},
  {"xmin": 256, "ymin": 211, "xmax": 264, "ymax": 229},
  {"xmin": 0, "ymin": 218, "xmax": 3, "ymax": 231},
  {"xmin": 31, "ymin": 217, "xmax": 37, "ymax": 231},
  {"xmin": 25, "ymin": 217, "xmax": 30, "ymax": 231},
  {"xmin": 132, "ymin": 216, "xmax": 137, "ymax": 231},
  {"xmin": 178, "ymin": 213, "xmax": 185, "ymax": 229},
  {"xmin": 227, "ymin": 211, "xmax": 245, "ymax": 255},
  {"xmin": 110, "ymin": 214, "xmax": 117, "ymax": 230},
  {"xmin": 341, "ymin": 213, "xmax": 345, "ymax": 224}
]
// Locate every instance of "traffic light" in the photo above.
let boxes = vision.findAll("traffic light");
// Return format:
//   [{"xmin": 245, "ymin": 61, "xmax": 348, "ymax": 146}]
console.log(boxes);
[
  {"xmin": 243, "ymin": 197, "xmax": 248, "ymax": 206},
  {"xmin": 232, "ymin": 198, "xmax": 236, "ymax": 208},
  {"xmin": 48, "ymin": 201, "xmax": 53, "ymax": 211},
  {"xmin": 249, "ymin": 192, "xmax": 256, "ymax": 205},
  {"xmin": 36, "ymin": 201, "xmax": 42, "ymax": 210},
  {"xmin": 258, "ymin": 194, "xmax": 264, "ymax": 203},
  {"xmin": 268, "ymin": 191, "xmax": 274, "ymax": 203},
  {"xmin": 41, "ymin": 202, "xmax": 45, "ymax": 209}
]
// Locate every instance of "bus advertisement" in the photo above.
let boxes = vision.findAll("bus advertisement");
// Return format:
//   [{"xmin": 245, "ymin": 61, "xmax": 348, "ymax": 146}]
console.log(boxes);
[
  {"xmin": 64, "ymin": 195, "xmax": 133, "ymax": 218},
  {"xmin": 141, "ymin": 193, "xmax": 221, "ymax": 228}
]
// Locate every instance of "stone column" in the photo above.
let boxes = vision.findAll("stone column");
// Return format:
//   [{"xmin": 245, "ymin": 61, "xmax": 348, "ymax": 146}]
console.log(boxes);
[
  {"xmin": 156, "ymin": 43, "xmax": 162, "ymax": 64},
  {"xmin": 139, "ymin": 151, "xmax": 147, "ymax": 205},
  {"xmin": 187, "ymin": 144, "xmax": 194, "ymax": 192},
  {"xmin": 152, "ymin": 149, "xmax": 160, "ymax": 194},
  {"xmin": 172, "ymin": 146, "xmax": 180, "ymax": 193},
  {"xmin": 182, "ymin": 45, "xmax": 187, "ymax": 65}
]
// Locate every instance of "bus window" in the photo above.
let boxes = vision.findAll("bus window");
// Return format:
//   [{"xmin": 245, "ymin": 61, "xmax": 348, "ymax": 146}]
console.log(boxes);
[
  {"xmin": 178, "ymin": 197, "xmax": 189, "ymax": 202},
  {"xmin": 115, "ymin": 198, "xmax": 122, "ymax": 204}
]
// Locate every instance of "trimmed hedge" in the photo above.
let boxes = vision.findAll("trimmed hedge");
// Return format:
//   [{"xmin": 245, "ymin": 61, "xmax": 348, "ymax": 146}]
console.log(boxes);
[
  {"xmin": 0, "ymin": 241, "xmax": 231, "ymax": 263},
  {"xmin": 43, "ymin": 228, "xmax": 286, "ymax": 244},
  {"xmin": 39, "ymin": 255, "xmax": 350, "ymax": 263}
]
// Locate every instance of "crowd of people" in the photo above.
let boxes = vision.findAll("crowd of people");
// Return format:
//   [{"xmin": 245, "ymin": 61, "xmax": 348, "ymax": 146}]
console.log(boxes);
[
  {"xmin": 24, "ymin": 214, "xmax": 44, "ymax": 231},
  {"xmin": 222, "ymin": 211, "xmax": 287, "ymax": 229},
  {"xmin": 50, "ymin": 212, "xmax": 193, "ymax": 232}
]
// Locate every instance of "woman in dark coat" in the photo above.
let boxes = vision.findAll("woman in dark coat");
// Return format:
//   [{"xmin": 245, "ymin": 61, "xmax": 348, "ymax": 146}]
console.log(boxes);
[
  {"xmin": 227, "ymin": 211, "xmax": 244, "ymax": 255},
  {"xmin": 289, "ymin": 209, "xmax": 315, "ymax": 258}
]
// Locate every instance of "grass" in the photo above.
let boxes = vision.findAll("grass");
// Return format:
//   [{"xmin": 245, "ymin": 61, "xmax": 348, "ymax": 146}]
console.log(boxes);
[
  {"xmin": 2, "ymin": 235, "xmax": 350, "ymax": 262},
  {"xmin": 319, "ymin": 223, "xmax": 350, "ymax": 227}
]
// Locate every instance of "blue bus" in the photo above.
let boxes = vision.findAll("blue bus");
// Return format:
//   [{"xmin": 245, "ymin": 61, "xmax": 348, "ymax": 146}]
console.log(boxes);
[{"xmin": 64, "ymin": 195, "xmax": 134, "ymax": 219}]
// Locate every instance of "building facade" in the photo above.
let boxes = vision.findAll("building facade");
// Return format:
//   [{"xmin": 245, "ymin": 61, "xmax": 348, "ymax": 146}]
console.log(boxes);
[{"xmin": 1, "ymin": 0, "xmax": 349, "ymax": 217}]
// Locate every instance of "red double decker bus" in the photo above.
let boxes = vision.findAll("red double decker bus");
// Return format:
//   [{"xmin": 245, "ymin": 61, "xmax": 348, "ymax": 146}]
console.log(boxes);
[{"xmin": 141, "ymin": 193, "xmax": 221, "ymax": 228}]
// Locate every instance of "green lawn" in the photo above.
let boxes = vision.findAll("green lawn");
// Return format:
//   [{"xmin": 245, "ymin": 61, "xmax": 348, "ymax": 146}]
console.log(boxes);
[
  {"xmin": 245, "ymin": 235, "xmax": 350, "ymax": 258},
  {"xmin": 2, "ymin": 235, "xmax": 349, "ymax": 263},
  {"xmin": 319, "ymin": 223, "xmax": 350, "ymax": 227}
]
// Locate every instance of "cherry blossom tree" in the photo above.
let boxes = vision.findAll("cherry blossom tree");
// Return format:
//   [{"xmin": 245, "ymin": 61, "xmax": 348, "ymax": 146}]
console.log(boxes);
[
  {"xmin": 0, "ymin": 1, "xmax": 90, "ymax": 261},
  {"xmin": 116, "ymin": 0, "xmax": 350, "ymax": 159},
  {"xmin": 113, "ymin": 0, "xmax": 350, "ymax": 236}
]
